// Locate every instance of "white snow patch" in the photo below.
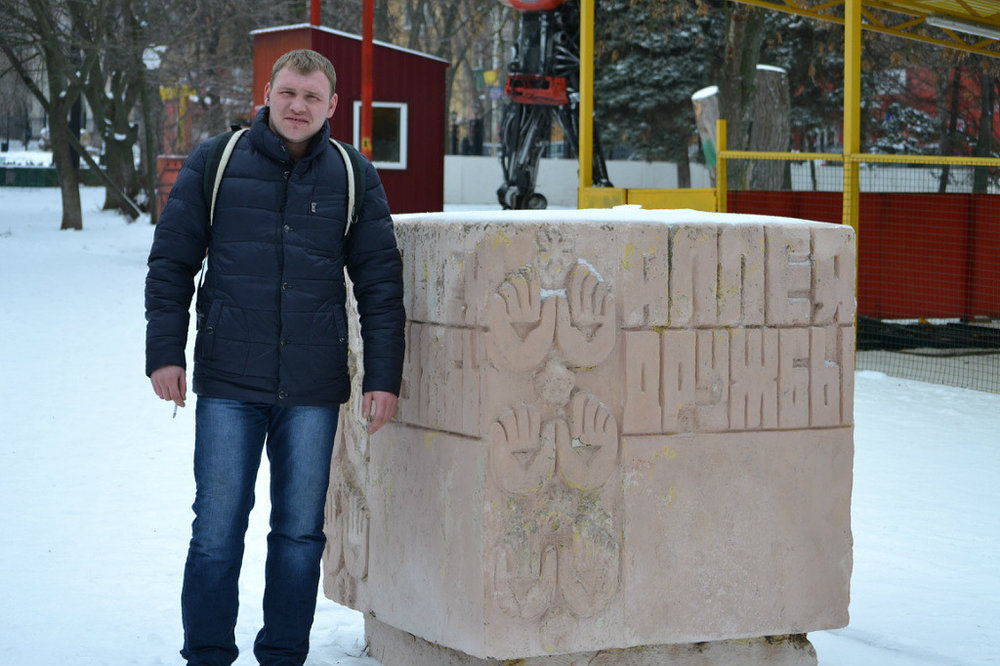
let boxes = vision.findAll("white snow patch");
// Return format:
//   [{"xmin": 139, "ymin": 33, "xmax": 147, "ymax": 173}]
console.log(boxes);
[
  {"xmin": 0, "ymin": 150, "xmax": 53, "ymax": 166},
  {"xmin": 691, "ymin": 85, "xmax": 718, "ymax": 100}
]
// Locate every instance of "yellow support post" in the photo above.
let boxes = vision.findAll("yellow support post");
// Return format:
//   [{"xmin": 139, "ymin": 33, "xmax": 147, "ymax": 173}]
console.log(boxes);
[
  {"xmin": 843, "ymin": 0, "xmax": 861, "ymax": 233},
  {"xmin": 716, "ymin": 118, "xmax": 727, "ymax": 213},
  {"xmin": 578, "ymin": 0, "xmax": 595, "ymax": 205}
]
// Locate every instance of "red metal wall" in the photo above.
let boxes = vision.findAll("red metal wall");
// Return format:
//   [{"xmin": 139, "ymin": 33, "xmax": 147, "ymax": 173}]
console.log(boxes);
[
  {"xmin": 156, "ymin": 155, "xmax": 185, "ymax": 218},
  {"xmin": 253, "ymin": 26, "xmax": 448, "ymax": 214},
  {"xmin": 730, "ymin": 191, "xmax": 1000, "ymax": 320}
]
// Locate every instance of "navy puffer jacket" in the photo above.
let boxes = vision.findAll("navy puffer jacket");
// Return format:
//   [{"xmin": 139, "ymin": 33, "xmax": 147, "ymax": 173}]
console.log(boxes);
[{"xmin": 145, "ymin": 108, "xmax": 405, "ymax": 406}]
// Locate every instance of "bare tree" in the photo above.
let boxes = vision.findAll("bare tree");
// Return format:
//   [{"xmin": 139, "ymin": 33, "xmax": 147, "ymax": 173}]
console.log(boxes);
[
  {"xmin": 395, "ymin": 0, "xmax": 512, "ymax": 145},
  {"xmin": 1, "ymin": 0, "xmax": 100, "ymax": 229},
  {"xmin": 972, "ymin": 71, "xmax": 997, "ymax": 193},
  {"xmin": 748, "ymin": 64, "xmax": 790, "ymax": 189},
  {"xmin": 2, "ymin": 0, "xmax": 165, "ymax": 225},
  {"xmin": 73, "ymin": 0, "xmax": 146, "ymax": 217},
  {"xmin": 0, "ymin": 52, "xmax": 34, "ymax": 149},
  {"xmin": 718, "ymin": 1, "xmax": 766, "ymax": 190}
]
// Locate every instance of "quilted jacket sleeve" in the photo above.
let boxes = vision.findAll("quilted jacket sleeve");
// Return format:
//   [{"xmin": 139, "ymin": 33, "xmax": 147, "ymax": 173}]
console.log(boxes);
[
  {"xmin": 344, "ymin": 160, "xmax": 406, "ymax": 396},
  {"xmin": 144, "ymin": 143, "xmax": 212, "ymax": 377}
]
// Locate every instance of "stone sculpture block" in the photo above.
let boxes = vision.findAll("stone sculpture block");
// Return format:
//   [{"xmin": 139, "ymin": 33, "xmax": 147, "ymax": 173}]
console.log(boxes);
[{"xmin": 322, "ymin": 209, "xmax": 856, "ymax": 663}]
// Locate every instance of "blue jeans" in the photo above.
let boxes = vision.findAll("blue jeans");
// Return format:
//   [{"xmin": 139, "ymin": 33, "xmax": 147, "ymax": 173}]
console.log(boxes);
[{"xmin": 181, "ymin": 397, "xmax": 339, "ymax": 666}]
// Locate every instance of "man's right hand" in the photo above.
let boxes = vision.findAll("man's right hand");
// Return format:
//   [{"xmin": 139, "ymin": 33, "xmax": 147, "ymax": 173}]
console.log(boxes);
[{"xmin": 151, "ymin": 365, "xmax": 187, "ymax": 407}]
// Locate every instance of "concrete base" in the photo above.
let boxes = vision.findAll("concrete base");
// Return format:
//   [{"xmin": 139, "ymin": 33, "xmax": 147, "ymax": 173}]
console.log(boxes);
[{"xmin": 365, "ymin": 616, "xmax": 818, "ymax": 666}]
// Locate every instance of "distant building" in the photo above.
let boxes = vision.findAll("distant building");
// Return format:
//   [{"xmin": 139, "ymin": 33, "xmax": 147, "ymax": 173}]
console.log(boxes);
[{"xmin": 252, "ymin": 23, "xmax": 449, "ymax": 213}]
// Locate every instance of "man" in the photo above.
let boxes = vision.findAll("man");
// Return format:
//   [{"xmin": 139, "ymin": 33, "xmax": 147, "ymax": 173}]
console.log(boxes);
[{"xmin": 145, "ymin": 49, "xmax": 405, "ymax": 666}]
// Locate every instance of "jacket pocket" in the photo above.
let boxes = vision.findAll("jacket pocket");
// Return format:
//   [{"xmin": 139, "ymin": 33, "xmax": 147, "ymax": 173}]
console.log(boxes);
[
  {"xmin": 195, "ymin": 302, "xmax": 252, "ymax": 378},
  {"xmin": 333, "ymin": 306, "xmax": 348, "ymax": 344},
  {"xmin": 310, "ymin": 196, "xmax": 348, "ymax": 220},
  {"xmin": 194, "ymin": 300, "xmax": 223, "ymax": 361},
  {"xmin": 306, "ymin": 309, "xmax": 349, "ymax": 387}
]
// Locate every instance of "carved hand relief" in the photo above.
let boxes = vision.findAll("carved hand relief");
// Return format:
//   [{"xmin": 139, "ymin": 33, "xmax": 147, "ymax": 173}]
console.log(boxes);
[
  {"xmin": 555, "ymin": 264, "xmax": 617, "ymax": 367},
  {"xmin": 488, "ymin": 261, "xmax": 618, "ymax": 373},
  {"xmin": 484, "ymin": 248, "xmax": 627, "ymax": 622},
  {"xmin": 559, "ymin": 512, "xmax": 620, "ymax": 617},
  {"xmin": 490, "ymin": 405, "xmax": 556, "ymax": 494},
  {"xmin": 487, "ymin": 268, "xmax": 557, "ymax": 373},
  {"xmin": 324, "ymin": 413, "xmax": 372, "ymax": 608},
  {"xmin": 343, "ymin": 490, "xmax": 370, "ymax": 580},
  {"xmin": 324, "ymin": 486, "xmax": 368, "ymax": 608},
  {"xmin": 323, "ymin": 487, "xmax": 343, "ymax": 571},
  {"xmin": 491, "ymin": 392, "xmax": 621, "ymax": 496},
  {"xmin": 494, "ymin": 543, "xmax": 558, "ymax": 620},
  {"xmin": 493, "ymin": 487, "xmax": 621, "ymax": 621},
  {"xmin": 560, "ymin": 392, "xmax": 619, "ymax": 491}
]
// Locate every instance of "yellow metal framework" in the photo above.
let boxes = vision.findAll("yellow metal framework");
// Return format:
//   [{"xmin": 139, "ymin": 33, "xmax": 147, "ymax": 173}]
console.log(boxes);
[
  {"xmin": 737, "ymin": 0, "xmax": 1000, "ymax": 57},
  {"xmin": 575, "ymin": 0, "xmax": 1000, "ymax": 393},
  {"xmin": 577, "ymin": 0, "xmax": 1000, "ymax": 221},
  {"xmin": 733, "ymin": 0, "xmax": 1000, "ymax": 59}
]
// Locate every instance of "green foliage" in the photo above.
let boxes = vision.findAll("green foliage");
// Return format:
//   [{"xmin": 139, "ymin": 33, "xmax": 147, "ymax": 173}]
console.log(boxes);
[
  {"xmin": 594, "ymin": 0, "xmax": 723, "ymax": 162},
  {"xmin": 866, "ymin": 101, "xmax": 940, "ymax": 154},
  {"xmin": 593, "ymin": 1, "xmax": 850, "ymax": 160}
]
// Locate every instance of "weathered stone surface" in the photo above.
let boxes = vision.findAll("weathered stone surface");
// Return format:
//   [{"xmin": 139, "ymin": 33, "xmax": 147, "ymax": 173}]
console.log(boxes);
[
  {"xmin": 366, "ymin": 615, "xmax": 819, "ymax": 666},
  {"xmin": 323, "ymin": 209, "xmax": 855, "ymax": 662}
]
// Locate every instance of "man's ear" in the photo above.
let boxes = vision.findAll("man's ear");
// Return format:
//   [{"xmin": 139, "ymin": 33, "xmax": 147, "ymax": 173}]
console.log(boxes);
[
  {"xmin": 264, "ymin": 81, "xmax": 272, "ymax": 106},
  {"xmin": 327, "ymin": 93, "xmax": 338, "ymax": 119}
]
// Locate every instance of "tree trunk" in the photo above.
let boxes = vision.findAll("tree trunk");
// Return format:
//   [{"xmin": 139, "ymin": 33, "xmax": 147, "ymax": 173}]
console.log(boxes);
[
  {"xmin": 749, "ymin": 65, "xmax": 790, "ymax": 190},
  {"xmin": 140, "ymin": 75, "xmax": 161, "ymax": 224},
  {"xmin": 973, "ymin": 72, "xmax": 994, "ymax": 194},
  {"xmin": 375, "ymin": 0, "xmax": 393, "ymax": 41},
  {"xmin": 50, "ymin": 115, "xmax": 84, "ymax": 230},
  {"xmin": 103, "ymin": 130, "xmax": 141, "ymax": 217},
  {"xmin": 129, "ymin": 0, "xmax": 161, "ymax": 224},
  {"xmin": 718, "ymin": 3, "xmax": 766, "ymax": 191},
  {"xmin": 677, "ymin": 138, "xmax": 691, "ymax": 189},
  {"xmin": 938, "ymin": 67, "xmax": 962, "ymax": 193}
]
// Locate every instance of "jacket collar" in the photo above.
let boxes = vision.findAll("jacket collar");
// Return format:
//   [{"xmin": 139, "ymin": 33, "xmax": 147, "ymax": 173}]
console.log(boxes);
[{"xmin": 250, "ymin": 107, "xmax": 332, "ymax": 165}]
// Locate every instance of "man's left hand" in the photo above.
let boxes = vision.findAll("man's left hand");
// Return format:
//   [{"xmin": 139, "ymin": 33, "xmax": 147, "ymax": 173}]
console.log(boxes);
[{"xmin": 362, "ymin": 390, "xmax": 398, "ymax": 434}]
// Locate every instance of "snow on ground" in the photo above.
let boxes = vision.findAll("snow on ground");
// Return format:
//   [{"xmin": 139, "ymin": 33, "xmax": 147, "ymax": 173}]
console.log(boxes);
[
  {"xmin": 0, "ymin": 186, "xmax": 997, "ymax": 665},
  {"xmin": 1, "ymin": 148, "xmax": 55, "ymax": 166}
]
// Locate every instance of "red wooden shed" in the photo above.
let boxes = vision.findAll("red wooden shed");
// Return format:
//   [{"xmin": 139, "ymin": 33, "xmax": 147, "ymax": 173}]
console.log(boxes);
[{"xmin": 251, "ymin": 24, "xmax": 449, "ymax": 214}]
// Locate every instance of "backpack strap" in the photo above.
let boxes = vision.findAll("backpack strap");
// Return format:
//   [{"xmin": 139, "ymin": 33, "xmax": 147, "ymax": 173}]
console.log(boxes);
[
  {"xmin": 203, "ymin": 128, "xmax": 364, "ymax": 235},
  {"xmin": 329, "ymin": 138, "xmax": 367, "ymax": 236},
  {"xmin": 203, "ymin": 127, "xmax": 249, "ymax": 227}
]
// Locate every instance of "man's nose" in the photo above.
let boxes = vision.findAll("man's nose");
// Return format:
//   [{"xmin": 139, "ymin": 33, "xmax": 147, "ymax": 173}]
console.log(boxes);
[{"xmin": 290, "ymin": 95, "xmax": 306, "ymax": 112}]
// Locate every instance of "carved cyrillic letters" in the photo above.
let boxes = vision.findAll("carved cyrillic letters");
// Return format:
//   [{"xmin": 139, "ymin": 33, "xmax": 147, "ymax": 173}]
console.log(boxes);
[
  {"xmin": 766, "ymin": 226, "xmax": 813, "ymax": 326},
  {"xmin": 399, "ymin": 322, "xmax": 483, "ymax": 437},
  {"xmin": 622, "ymin": 324, "xmax": 850, "ymax": 433}
]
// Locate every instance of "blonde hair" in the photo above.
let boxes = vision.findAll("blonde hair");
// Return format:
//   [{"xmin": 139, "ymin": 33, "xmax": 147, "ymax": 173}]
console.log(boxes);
[{"xmin": 271, "ymin": 49, "xmax": 337, "ymax": 97}]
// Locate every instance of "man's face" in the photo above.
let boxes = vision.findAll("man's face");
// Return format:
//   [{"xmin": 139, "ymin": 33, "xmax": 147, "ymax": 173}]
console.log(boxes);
[{"xmin": 264, "ymin": 67, "xmax": 338, "ymax": 148}]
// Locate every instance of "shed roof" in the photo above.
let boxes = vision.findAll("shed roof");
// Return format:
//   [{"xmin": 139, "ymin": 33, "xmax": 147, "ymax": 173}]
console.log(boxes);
[
  {"xmin": 735, "ymin": 0, "xmax": 1000, "ymax": 58},
  {"xmin": 250, "ymin": 23, "xmax": 451, "ymax": 65}
]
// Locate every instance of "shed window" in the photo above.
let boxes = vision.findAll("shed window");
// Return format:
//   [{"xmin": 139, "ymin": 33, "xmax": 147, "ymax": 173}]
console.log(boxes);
[{"xmin": 352, "ymin": 101, "xmax": 408, "ymax": 170}]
